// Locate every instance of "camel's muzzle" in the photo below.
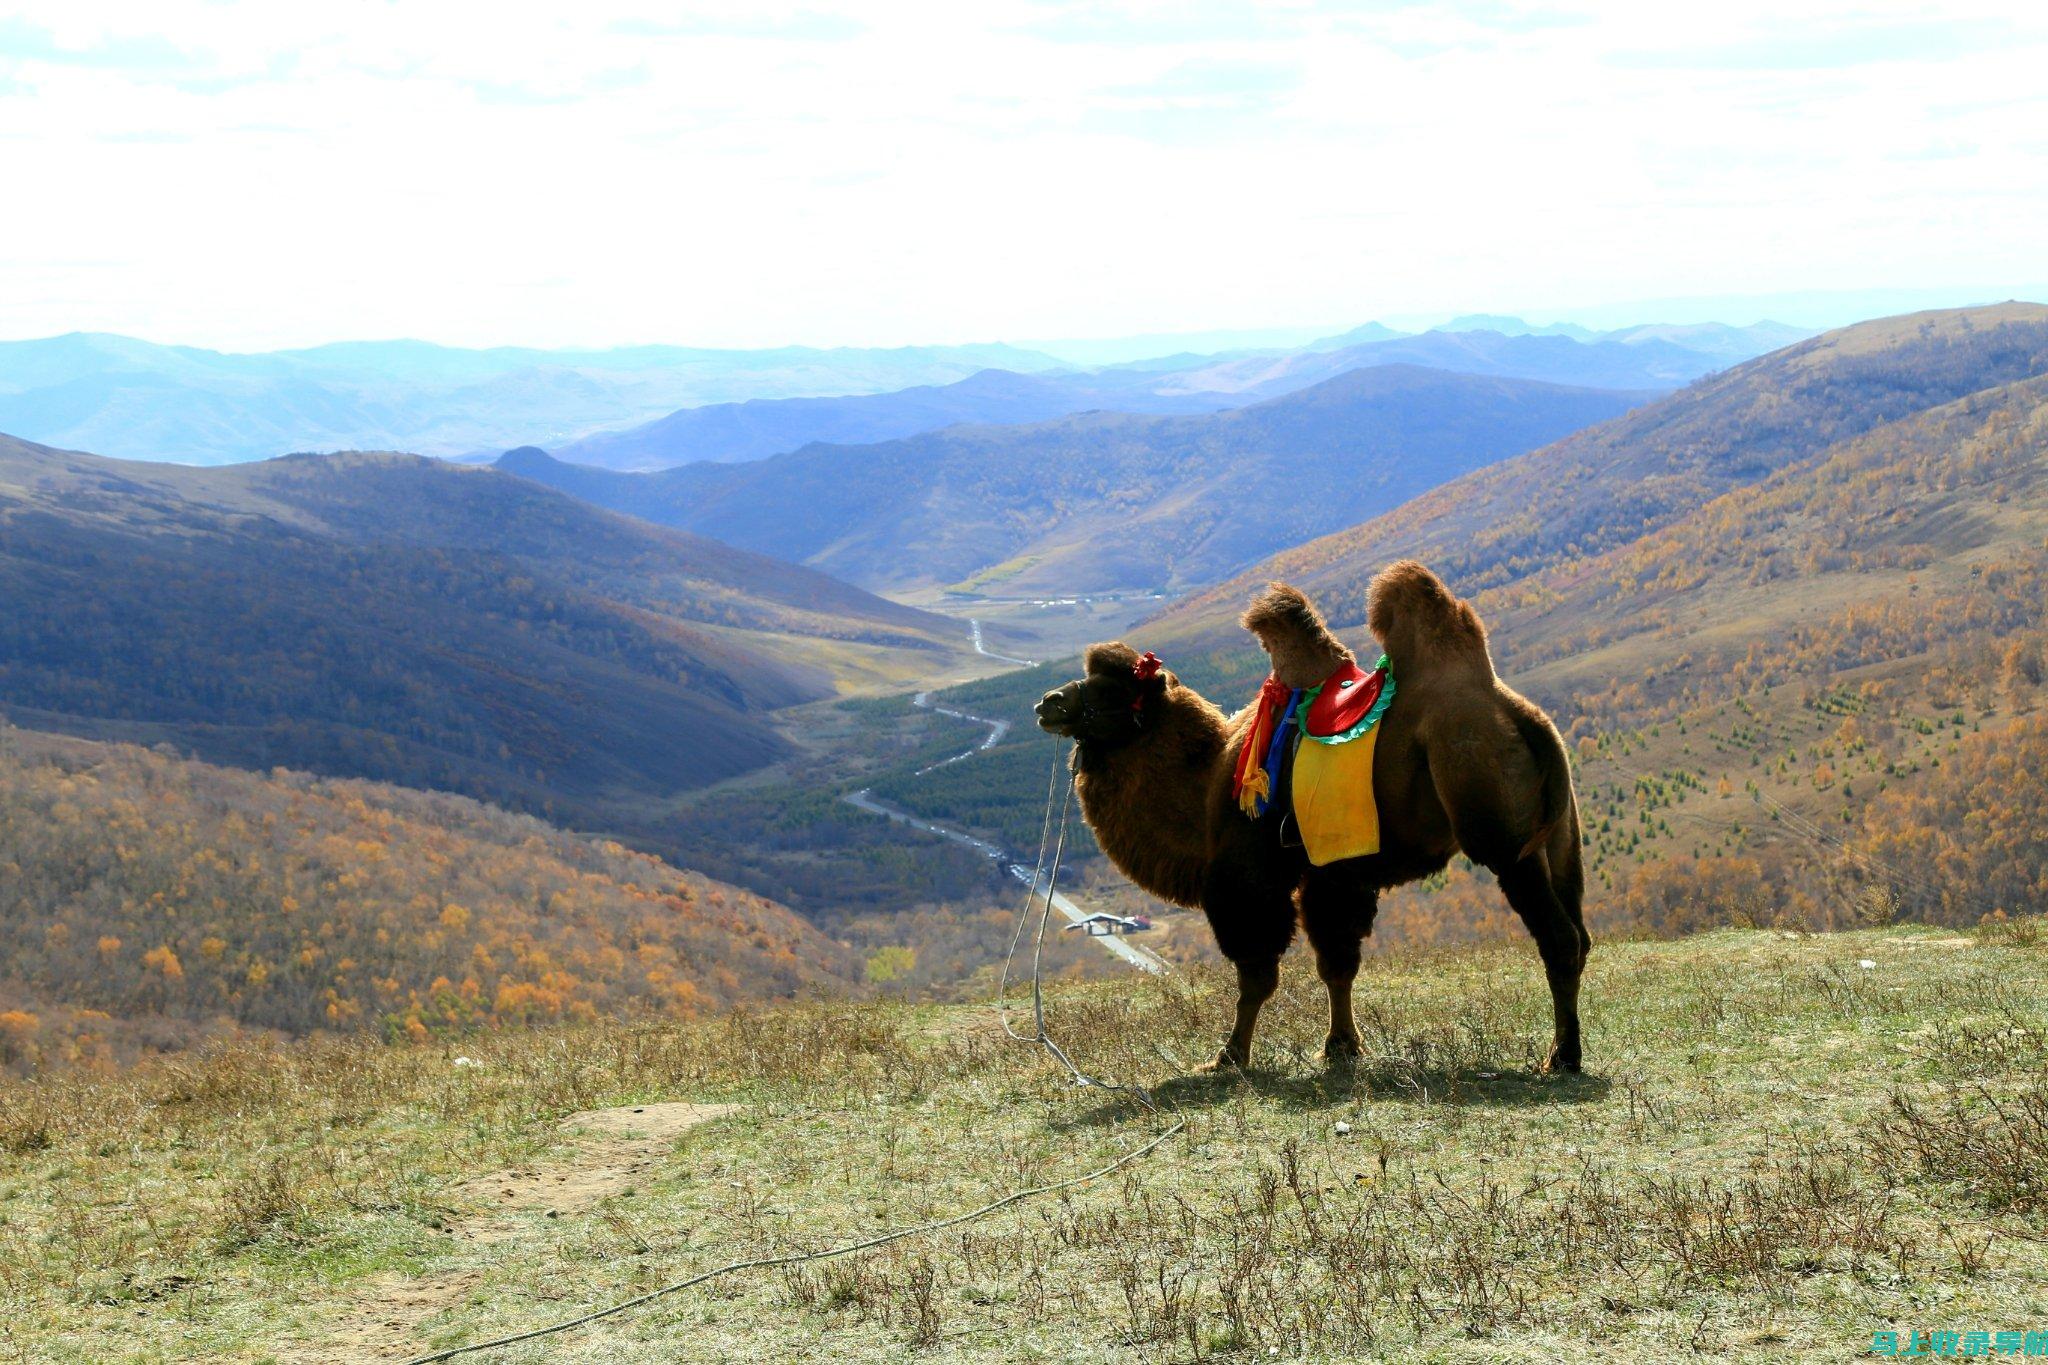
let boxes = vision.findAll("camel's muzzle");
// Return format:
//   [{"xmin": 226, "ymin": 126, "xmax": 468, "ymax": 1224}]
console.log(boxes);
[{"xmin": 1035, "ymin": 687, "xmax": 1076, "ymax": 734}]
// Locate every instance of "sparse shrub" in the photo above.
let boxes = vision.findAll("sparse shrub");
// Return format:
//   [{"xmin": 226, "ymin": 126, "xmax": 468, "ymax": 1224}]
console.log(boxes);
[
  {"xmin": 1853, "ymin": 884, "xmax": 1903, "ymax": 928},
  {"xmin": 1867, "ymin": 1082, "xmax": 2048, "ymax": 1213},
  {"xmin": 1976, "ymin": 910, "xmax": 2045, "ymax": 947},
  {"xmin": 212, "ymin": 1154, "xmax": 315, "ymax": 1250}
]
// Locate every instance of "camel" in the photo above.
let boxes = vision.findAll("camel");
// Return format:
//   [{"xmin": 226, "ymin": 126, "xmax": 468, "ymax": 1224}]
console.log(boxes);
[{"xmin": 1034, "ymin": 560, "xmax": 1590, "ymax": 1073}]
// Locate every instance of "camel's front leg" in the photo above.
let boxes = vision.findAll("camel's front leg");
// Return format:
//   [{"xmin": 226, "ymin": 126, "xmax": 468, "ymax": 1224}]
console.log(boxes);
[
  {"xmin": 1196, "ymin": 829, "xmax": 1300, "ymax": 1072},
  {"xmin": 1196, "ymin": 957, "xmax": 1280, "ymax": 1070}
]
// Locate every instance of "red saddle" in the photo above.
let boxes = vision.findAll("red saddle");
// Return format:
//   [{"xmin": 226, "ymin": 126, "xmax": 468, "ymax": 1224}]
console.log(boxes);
[{"xmin": 1302, "ymin": 660, "xmax": 1386, "ymax": 738}]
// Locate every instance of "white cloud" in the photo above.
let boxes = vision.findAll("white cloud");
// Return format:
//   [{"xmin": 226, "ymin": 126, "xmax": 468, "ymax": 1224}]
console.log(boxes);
[{"xmin": 0, "ymin": 0, "xmax": 2043, "ymax": 349}]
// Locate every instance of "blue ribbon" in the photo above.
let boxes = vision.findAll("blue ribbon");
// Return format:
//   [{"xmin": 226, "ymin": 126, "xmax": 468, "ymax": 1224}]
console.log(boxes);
[{"xmin": 1255, "ymin": 688, "xmax": 1302, "ymax": 817}]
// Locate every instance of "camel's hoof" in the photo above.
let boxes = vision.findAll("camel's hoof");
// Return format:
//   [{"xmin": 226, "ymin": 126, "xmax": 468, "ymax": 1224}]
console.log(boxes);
[
  {"xmin": 1319, "ymin": 1034, "xmax": 1365, "ymax": 1067},
  {"xmin": 1193, "ymin": 1048, "xmax": 1248, "ymax": 1075}
]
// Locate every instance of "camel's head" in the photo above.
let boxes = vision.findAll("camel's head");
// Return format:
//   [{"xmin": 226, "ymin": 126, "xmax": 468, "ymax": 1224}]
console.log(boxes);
[{"xmin": 1034, "ymin": 641, "xmax": 1169, "ymax": 748}]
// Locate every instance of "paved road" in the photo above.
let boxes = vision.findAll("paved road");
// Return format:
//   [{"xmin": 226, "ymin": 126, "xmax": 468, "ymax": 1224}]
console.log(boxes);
[
  {"xmin": 911, "ymin": 689, "xmax": 1011, "ymax": 776},
  {"xmin": 841, "ymin": 787, "xmax": 1166, "ymax": 975},
  {"xmin": 967, "ymin": 617, "xmax": 1037, "ymax": 668},
  {"xmin": 841, "ymin": 618, "xmax": 1168, "ymax": 974}
]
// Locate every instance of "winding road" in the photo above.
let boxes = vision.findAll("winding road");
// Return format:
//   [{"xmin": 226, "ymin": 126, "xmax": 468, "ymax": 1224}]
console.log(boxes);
[
  {"xmin": 967, "ymin": 617, "xmax": 1037, "ymax": 668},
  {"xmin": 843, "ymin": 619, "xmax": 1168, "ymax": 975}
]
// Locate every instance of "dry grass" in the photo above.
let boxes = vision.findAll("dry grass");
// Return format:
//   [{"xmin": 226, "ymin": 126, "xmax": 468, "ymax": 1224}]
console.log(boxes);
[{"xmin": 1, "ymin": 924, "xmax": 2045, "ymax": 1361}]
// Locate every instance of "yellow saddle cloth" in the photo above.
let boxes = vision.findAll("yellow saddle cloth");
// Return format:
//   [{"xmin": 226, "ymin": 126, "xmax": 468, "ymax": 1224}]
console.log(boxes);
[{"xmin": 1292, "ymin": 724, "xmax": 1382, "ymax": 866}]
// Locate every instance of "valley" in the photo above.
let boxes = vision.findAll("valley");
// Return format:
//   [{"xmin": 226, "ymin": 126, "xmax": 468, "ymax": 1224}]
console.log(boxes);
[
  {"xmin": 840, "ymin": 630, "xmax": 1171, "ymax": 976},
  {"xmin": 1, "ymin": 303, "xmax": 2043, "ymax": 1068}
]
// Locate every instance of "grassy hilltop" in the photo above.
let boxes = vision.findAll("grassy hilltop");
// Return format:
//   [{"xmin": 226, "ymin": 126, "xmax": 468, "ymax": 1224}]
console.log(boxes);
[{"xmin": 5, "ymin": 922, "xmax": 2045, "ymax": 1361}]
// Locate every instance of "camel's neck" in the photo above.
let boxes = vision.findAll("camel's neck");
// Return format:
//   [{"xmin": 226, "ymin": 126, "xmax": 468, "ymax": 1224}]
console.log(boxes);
[{"xmin": 1072, "ymin": 686, "xmax": 1227, "ymax": 909}]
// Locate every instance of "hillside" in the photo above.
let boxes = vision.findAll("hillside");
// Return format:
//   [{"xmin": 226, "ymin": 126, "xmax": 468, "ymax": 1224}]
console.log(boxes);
[
  {"xmin": 3, "ymin": 924, "xmax": 2042, "ymax": 1359},
  {"xmin": 502, "ymin": 365, "xmax": 1649, "ymax": 595},
  {"xmin": 0, "ymin": 435, "xmax": 965, "ymax": 820},
  {"xmin": 0, "ymin": 724, "xmax": 856, "ymax": 1070},
  {"xmin": 0, "ymin": 332, "xmax": 1064, "ymax": 466},
  {"xmin": 1151, "ymin": 303, "xmax": 2048, "ymax": 635}
]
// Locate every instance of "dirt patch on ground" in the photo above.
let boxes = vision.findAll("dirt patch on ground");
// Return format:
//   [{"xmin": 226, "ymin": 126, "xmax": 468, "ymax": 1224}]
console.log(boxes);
[
  {"xmin": 445, "ymin": 1102, "xmax": 739, "ymax": 1240},
  {"xmin": 285, "ymin": 1101, "xmax": 739, "ymax": 1362}
]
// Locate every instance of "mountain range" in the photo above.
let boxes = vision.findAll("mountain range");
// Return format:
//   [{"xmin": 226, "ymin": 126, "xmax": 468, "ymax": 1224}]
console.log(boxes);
[
  {"xmin": 499, "ymin": 364, "xmax": 1652, "ymax": 594},
  {"xmin": 1146, "ymin": 326, "xmax": 1775, "ymax": 401},
  {"xmin": 0, "ymin": 318, "xmax": 1805, "ymax": 471},
  {"xmin": 0, "ymin": 333, "xmax": 1066, "ymax": 466},
  {"xmin": 548, "ymin": 365, "xmax": 1250, "ymax": 471},
  {"xmin": 0, "ymin": 435, "xmax": 963, "ymax": 820},
  {"xmin": 542, "ymin": 320, "xmax": 1811, "ymax": 472}
]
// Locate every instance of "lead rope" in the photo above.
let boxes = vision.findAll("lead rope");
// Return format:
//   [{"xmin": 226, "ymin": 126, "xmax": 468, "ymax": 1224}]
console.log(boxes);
[
  {"xmin": 994, "ymin": 736, "xmax": 1165, "ymax": 1114},
  {"xmin": 399, "ymin": 735, "xmax": 1180, "ymax": 1363},
  {"xmin": 994, "ymin": 731, "xmax": 1065, "ymax": 1041}
]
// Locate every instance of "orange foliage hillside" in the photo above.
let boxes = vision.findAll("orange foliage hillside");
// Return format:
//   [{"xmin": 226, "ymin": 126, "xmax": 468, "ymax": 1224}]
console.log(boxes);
[{"xmin": 0, "ymin": 726, "xmax": 857, "ymax": 1069}]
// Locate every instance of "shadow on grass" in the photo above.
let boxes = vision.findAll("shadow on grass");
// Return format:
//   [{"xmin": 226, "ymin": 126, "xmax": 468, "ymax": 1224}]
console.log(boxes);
[{"xmin": 1056, "ymin": 1061, "xmax": 1612, "ymax": 1130}]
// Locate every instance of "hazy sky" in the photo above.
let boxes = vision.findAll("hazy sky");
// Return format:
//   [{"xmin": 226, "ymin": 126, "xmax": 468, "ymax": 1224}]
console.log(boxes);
[{"xmin": 3, "ymin": 0, "xmax": 2044, "ymax": 351}]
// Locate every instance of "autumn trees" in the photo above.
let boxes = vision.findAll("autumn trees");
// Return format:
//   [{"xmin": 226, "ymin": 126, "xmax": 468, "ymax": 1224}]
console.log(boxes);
[{"xmin": 0, "ymin": 726, "xmax": 857, "ymax": 1069}]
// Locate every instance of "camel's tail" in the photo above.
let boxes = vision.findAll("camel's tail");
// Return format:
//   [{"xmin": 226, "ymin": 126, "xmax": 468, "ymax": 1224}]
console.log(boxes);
[{"xmin": 1511, "ymin": 704, "xmax": 1575, "ymax": 862}]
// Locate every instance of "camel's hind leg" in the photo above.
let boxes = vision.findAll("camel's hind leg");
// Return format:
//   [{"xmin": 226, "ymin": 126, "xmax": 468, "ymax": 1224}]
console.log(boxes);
[
  {"xmin": 1497, "ymin": 854, "xmax": 1587, "ymax": 1073},
  {"xmin": 1300, "ymin": 866, "xmax": 1379, "ymax": 1064}
]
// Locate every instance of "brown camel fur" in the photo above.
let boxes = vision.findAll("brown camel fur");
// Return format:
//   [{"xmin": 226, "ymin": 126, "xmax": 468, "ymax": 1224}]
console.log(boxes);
[{"xmin": 1034, "ymin": 560, "xmax": 1589, "ymax": 1073}]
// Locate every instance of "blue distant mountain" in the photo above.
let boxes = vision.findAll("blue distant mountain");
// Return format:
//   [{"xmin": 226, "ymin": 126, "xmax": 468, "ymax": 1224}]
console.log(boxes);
[
  {"xmin": 1438, "ymin": 313, "xmax": 1601, "ymax": 340},
  {"xmin": 1149, "ymin": 326, "xmax": 1746, "ymax": 398},
  {"xmin": 0, "ymin": 332, "xmax": 1068, "ymax": 466},
  {"xmin": 550, "ymin": 366, "xmax": 1247, "ymax": 471},
  {"xmin": 546, "ymin": 320, "xmax": 1810, "ymax": 472},
  {"xmin": 1428, "ymin": 314, "xmax": 1813, "ymax": 357},
  {"xmin": 1301, "ymin": 321, "xmax": 1409, "ymax": 351}
]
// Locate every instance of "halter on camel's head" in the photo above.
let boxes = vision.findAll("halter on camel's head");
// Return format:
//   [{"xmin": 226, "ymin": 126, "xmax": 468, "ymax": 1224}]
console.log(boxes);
[{"xmin": 1033, "ymin": 642, "xmax": 1169, "ymax": 745}]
